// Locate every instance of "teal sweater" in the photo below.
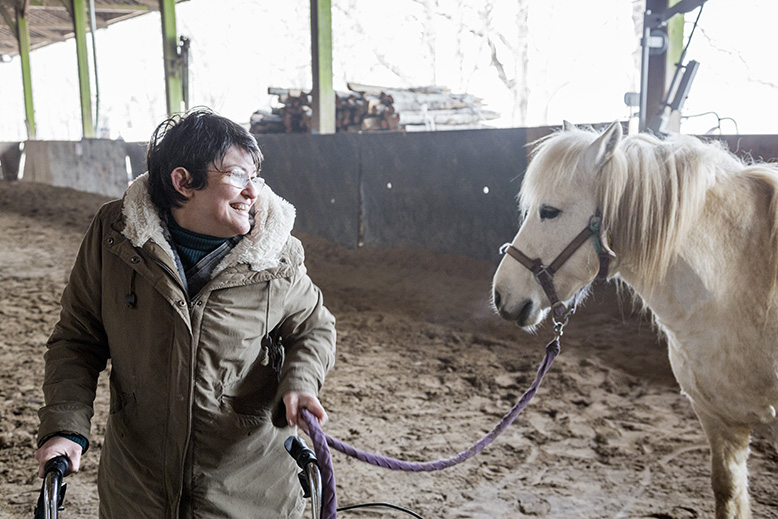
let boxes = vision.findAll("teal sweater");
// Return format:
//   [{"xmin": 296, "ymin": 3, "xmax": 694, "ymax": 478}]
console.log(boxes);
[{"xmin": 167, "ymin": 217, "xmax": 231, "ymax": 271}]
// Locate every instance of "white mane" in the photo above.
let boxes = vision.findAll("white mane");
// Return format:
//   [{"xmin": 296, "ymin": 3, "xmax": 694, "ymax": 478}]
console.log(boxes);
[{"xmin": 522, "ymin": 127, "xmax": 778, "ymax": 301}]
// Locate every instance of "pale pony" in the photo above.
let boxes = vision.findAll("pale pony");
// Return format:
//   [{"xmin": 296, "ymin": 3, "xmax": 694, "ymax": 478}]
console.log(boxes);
[{"xmin": 492, "ymin": 121, "xmax": 778, "ymax": 519}]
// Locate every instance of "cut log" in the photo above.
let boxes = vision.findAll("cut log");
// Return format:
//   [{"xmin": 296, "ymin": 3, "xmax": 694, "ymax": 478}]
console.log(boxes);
[
  {"xmin": 399, "ymin": 108, "xmax": 500, "ymax": 126},
  {"xmin": 249, "ymin": 109, "xmax": 285, "ymax": 134},
  {"xmin": 348, "ymin": 82, "xmax": 482, "ymax": 111}
]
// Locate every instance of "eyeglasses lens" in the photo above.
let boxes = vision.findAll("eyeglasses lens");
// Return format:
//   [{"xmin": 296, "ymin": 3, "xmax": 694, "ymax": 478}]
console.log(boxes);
[
  {"xmin": 228, "ymin": 170, "xmax": 264, "ymax": 190},
  {"xmin": 228, "ymin": 170, "xmax": 248, "ymax": 188}
]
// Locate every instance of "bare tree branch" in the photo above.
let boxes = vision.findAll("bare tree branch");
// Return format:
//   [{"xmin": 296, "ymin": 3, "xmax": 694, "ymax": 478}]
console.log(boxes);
[{"xmin": 696, "ymin": 26, "xmax": 778, "ymax": 90}]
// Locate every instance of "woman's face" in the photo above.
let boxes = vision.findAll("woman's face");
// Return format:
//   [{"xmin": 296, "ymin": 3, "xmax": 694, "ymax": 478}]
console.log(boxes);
[{"xmin": 171, "ymin": 146, "xmax": 261, "ymax": 238}]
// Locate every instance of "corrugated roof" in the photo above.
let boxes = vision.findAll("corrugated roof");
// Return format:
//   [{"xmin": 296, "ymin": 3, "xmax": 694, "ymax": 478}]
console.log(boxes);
[{"xmin": 0, "ymin": 0, "xmax": 188, "ymax": 58}]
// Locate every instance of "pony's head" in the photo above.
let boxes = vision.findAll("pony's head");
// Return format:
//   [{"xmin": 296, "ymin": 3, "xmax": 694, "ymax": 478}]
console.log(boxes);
[{"xmin": 492, "ymin": 121, "xmax": 625, "ymax": 328}]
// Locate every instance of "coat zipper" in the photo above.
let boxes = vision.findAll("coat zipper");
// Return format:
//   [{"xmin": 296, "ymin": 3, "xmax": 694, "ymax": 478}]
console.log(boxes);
[{"xmin": 150, "ymin": 256, "xmax": 196, "ymax": 516}]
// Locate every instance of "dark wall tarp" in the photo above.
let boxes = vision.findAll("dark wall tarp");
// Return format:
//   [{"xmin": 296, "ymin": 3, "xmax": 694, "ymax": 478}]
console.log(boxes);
[
  {"xmin": 0, "ymin": 142, "xmax": 22, "ymax": 181},
  {"xmin": 16, "ymin": 128, "xmax": 778, "ymax": 263},
  {"xmin": 255, "ymin": 129, "xmax": 528, "ymax": 262},
  {"xmin": 360, "ymin": 129, "xmax": 526, "ymax": 262},
  {"xmin": 256, "ymin": 133, "xmax": 362, "ymax": 250},
  {"xmin": 708, "ymin": 135, "xmax": 778, "ymax": 162},
  {"xmin": 125, "ymin": 141, "xmax": 148, "ymax": 180}
]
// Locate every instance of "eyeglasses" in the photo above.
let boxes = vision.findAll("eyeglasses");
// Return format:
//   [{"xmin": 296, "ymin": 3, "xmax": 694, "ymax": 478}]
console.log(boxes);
[{"xmin": 205, "ymin": 167, "xmax": 265, "ymax": 190}]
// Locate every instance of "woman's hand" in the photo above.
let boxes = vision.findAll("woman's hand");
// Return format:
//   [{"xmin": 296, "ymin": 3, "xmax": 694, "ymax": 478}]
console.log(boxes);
[
  {"xmin": 34, "ymin": 436, "xmax": 82, "ymax": 478},
  {"xmin": 283, "ymin": 391, "xmax": 328, "ymax": 432}
]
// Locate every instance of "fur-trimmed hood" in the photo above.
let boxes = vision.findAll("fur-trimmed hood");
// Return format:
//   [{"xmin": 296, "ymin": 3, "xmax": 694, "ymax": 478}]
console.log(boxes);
[{"xmin": 121, "ymin": 173, "xmax": 297, "ymax": 276}]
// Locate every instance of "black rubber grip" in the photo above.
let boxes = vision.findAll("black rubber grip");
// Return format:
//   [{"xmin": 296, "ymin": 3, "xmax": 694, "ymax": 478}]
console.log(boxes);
[
  {"xmin": 44, "ymin": 455, "xmax": 70, "ymax": 479},
  {"xmin": 284, "ymin": 436, "xmax": 318, "ymax": 470}
]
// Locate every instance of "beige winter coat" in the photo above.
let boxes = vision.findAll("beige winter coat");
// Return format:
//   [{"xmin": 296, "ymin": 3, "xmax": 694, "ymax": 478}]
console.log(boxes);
[{"xmin": 37, "ymin": 174, "xmax": 336, "ymax": 518}]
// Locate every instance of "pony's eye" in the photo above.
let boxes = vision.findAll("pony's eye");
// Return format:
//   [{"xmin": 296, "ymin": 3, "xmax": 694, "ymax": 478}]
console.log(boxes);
[{"xmin": 539, "ymin": 206, "xmax": 562, "ymax": 220}]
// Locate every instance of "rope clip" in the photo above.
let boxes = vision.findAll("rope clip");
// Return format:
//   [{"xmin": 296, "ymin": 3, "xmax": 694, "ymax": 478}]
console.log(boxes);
[{"xmin": 552, "ymin": 305, "xmax": 575, "ymax": 340}]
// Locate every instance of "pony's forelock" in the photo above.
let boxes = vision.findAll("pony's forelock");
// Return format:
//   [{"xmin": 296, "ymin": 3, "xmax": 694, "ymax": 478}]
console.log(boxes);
[{"xmin": 519, "ymin": 128, "xmax": 599, "ymax": 212}]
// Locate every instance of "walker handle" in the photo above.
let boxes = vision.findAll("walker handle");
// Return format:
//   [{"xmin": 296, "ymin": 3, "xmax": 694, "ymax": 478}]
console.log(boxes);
[
  {"xmin": 44, "ymin": 456, "xmax": 70, "ymax": 479},
  {"xmin": 34, "ymin": 455, "xmax": 70, "ymax": 519},
  {"xmin": 285, "ymin": 436, "xmax": 322, "ymax": 519},
  {"xmin": 285, "ymin": 436, "xmax": 318, "ymax": 470}
]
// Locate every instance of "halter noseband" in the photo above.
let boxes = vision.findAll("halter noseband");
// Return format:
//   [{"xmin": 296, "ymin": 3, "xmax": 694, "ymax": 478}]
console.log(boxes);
[{"xmin": 500, "ymin": 211, "xmax": 614, "ymax": 319}]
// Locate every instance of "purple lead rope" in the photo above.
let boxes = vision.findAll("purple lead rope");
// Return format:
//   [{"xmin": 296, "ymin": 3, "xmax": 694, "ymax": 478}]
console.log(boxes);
[{"xmin": 301, "ymin": 339, "xmax": 561, "ymax": 519}]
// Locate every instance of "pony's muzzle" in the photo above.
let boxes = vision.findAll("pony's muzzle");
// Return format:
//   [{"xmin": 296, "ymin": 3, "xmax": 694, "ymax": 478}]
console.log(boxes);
[{"xmin": 494, "ymin": 290, "xmax": 535, "ymax": 326}]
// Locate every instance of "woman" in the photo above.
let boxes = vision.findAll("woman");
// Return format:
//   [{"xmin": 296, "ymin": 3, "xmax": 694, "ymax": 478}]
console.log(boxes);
[{"xmin": 35, "ymin": 107, "xmax": 336, "ymax": 518}]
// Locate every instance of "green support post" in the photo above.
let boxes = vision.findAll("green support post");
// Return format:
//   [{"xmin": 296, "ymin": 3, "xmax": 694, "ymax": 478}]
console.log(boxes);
[
  {"xmin": 72, "ymin": 0, "xmax": 95, "ymax": 138},
  {"xmin": 16, "ymin": 5, "xmax": 35, "ymax": 139},
  {"xmin": 666, "ymin": 0, "xmax": 685, "ymax": 75},
  {"xmin": 310, "ymin": 0, "xmax": 335, "ymax": 134},
  {"xmin": 664, "ymin": 0, "xmax": 685, "ymax": 132},
  {"xmin": 159, "ymin": 0, "xmax": 183, "ymax": 116}
]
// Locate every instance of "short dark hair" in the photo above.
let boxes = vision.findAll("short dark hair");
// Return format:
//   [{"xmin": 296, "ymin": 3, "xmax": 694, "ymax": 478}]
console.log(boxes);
[{"xmin": 146, "ymin": 106, "xmax": 262, "ymax": 211}]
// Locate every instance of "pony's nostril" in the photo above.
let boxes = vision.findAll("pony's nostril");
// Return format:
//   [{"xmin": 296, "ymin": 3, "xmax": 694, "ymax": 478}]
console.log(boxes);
[
  {"xmin": 518, "ymin": 299, "xmax": 534, "ymax": 324},
  {"xmin": 493, "ymin": 290, "xmax": 502, "ymax": 309}
]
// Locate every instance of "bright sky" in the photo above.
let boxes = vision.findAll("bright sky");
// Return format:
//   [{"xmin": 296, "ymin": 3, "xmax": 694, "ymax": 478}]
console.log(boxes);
[{"xmin": 0, "ymin": 0, "xmax": 775, "ymax": 141}]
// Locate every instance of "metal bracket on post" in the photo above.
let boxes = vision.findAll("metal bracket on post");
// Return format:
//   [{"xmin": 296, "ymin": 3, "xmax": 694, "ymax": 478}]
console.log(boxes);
[
  {"xmin": 178, "ymin": 35, "xmax": 190, "ymax": 112},
  {"xmin": 637, "ymin": 0, "xmax": 708, "ymax": 133}
]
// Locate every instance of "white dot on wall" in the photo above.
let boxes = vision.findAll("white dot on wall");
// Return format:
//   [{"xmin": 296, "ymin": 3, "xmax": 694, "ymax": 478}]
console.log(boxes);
[
  {"xmin": 386, "ymin": 182, "xmax": 393, "ymax": 189},
  {"xmin": 330, "ymin": 198, "xmax": 336, "ymax": 204},
  {"xmin": 483, "ymin": 186, "xmax": 490, "ymax": 194}
]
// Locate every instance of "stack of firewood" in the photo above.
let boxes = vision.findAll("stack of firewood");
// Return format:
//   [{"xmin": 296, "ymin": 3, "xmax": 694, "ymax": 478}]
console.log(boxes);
[
  {"xmin": 260, "ymin": 88, "xmax": 313, "ymax": 133},
  {"xmin": 255, "ymin": 87, "xmax": 399, "ymax": 134},
  {"xmin": 361, "ymin": 91, "xmax": 400, "ymax": 132},
  {"xmin": 335, "ymin": 90, "xmax": 368, "ymax": 132},
  {"xmin": 250, "ymin": 84, "xmax": 495, "ymax": 134},
  {"xmin": 249, "ymin": 109, "xmax": 284, "ymax": 134},
  {"xmin": 348, "ymin": 83, "xmax": 499, "ymax": 132},
  {"xmin": 248, "ymin": 89, "xmax": 314, "ymax": 135}
]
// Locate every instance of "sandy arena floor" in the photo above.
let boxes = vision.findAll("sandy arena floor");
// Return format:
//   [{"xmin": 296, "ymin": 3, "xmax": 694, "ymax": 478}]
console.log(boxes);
[{"xmin": 1, "ymin": 181, "xmax": 776, "ymax": 518}]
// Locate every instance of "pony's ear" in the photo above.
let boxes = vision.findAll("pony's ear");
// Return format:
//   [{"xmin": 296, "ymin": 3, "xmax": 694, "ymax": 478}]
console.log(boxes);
[
  {"xmin": 562, "ymin": 120, "xmax": 576, "ymax": 131},
  {"xmin": 585, "ymin": 121, "xmax": 622, "ymax": 169}
]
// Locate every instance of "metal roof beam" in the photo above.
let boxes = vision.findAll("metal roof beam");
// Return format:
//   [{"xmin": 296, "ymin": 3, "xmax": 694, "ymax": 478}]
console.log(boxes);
[
  {"xmin": 28, "ymin": 1, "xmax": 70, "ymax": 8},
  {"xmin": 0, "ymin": 0, "xmax": 179, "ymax": 57},
  {"xmin": 29, "ymin": 23, "xmax": 70, "ymax": 35},
  {"xmin": 92, "ymin": 5, "xmax": 152, "ymax": 12},
  {"xmin": 0, "ymin": 3, "xmax": 15, "ymax": 28},
  {"xmin": 28, "ymin": 4, "xmax": 152, "ymax": 11}
]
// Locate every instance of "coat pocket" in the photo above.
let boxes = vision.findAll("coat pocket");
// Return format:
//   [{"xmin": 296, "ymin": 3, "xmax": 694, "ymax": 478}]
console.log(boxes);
[
  {"xmin": 219, "ymin": 393, "xmax": 273, "ymax": 430},
  {"xmin": 106, "ymin": 391, "xmax": 137, "ymax": 441},
  {"xmin": 108, "ymin": 390, "xmax": 136, "ymax": 416}
]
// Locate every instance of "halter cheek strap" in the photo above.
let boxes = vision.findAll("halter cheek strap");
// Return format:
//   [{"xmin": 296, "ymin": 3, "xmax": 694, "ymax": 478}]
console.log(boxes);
[
  {"xmin": 589, "ymin": 212, "xmax": 615, "ymax": 280},
  {"xmin": 500, "ymin": 212, "xmax": 614, "ymax": 319}
]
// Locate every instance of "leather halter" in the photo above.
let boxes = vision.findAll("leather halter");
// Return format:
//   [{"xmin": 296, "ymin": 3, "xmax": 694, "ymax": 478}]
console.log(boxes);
[{"xmin": 500, "ymin": 212, "xmax": 614, "ymax": 319}]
